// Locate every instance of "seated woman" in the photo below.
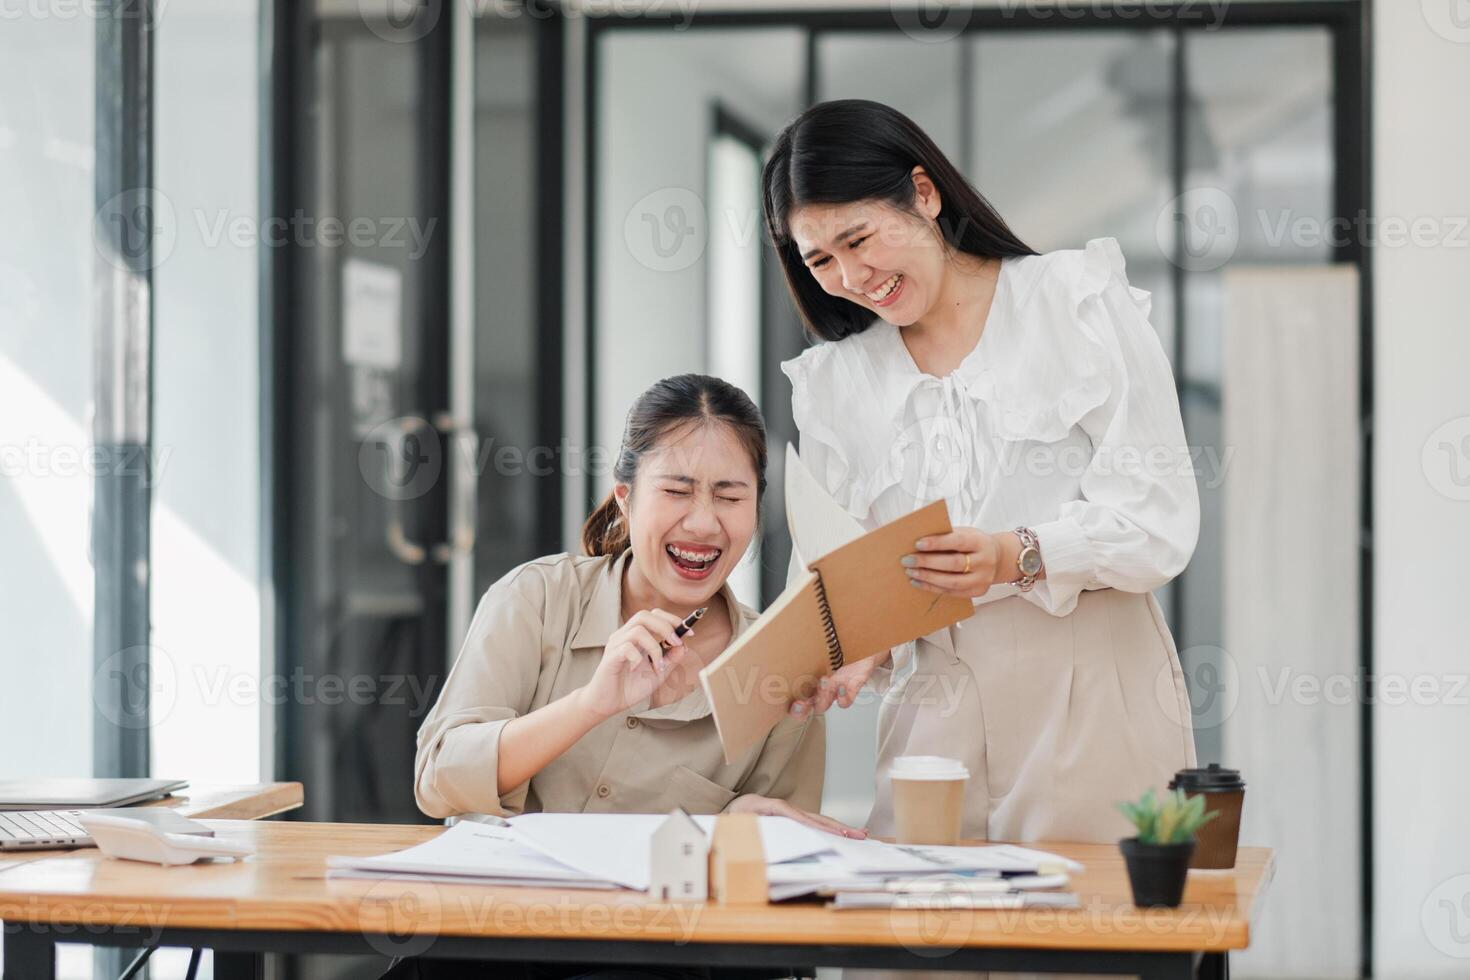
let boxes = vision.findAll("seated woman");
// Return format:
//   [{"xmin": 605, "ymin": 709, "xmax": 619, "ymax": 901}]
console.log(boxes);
[
  {"xmin": 416, "ymin": 372, "xmax": 858, "ymax": 831},
  {"xmin": 385, "ymin": 379, "xmax": 858, "ymax": 980},
  {"xmin": 387, "ymin": 376, "xmax": 861, "ymax": 980}
]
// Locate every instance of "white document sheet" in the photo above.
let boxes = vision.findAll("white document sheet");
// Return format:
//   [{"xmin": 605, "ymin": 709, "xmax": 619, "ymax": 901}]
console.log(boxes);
[
  {"xmin": 783, "ymin": 443, "xmax": 866, "ymax": 568},
  {"xmin": 327, "ymin": 869, "xmax": 622, "ymax": 890},
  {"xmin": 822, "ymin": 835, "xmax": 952, "ymax": 874},
  {"xmin": 831, "ymin": 890, "xmax": 1080, "ymax": 910},
  {"xmin": 326, "ymin": 820, "xmax": 616, "ymax": 886},
  {"xmin": 329, "ymin": 814, "xmax": 1081, "ymax": 897},
  {"xmin": 508, "ymin": 812, "xmax": 836, "ymax": 891},
  {"xmin": 892, "ymin": 843, "xmax": 1083, "ymax": 874}
]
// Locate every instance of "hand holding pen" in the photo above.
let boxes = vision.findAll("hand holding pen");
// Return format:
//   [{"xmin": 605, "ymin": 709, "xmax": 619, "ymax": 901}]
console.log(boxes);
[
  {"xmin": 663, "ymin": 606, "xmax": 706, "ymax": 649},
  {"xmin": 581, "ymin": 606, "xmax": 708, "ymax": 719}
]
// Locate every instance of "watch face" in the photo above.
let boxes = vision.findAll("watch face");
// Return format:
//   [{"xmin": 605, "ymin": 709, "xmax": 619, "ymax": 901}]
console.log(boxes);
[{"xmin": 1020, "ymin": 549, "xmax": 1043, "ymax": 576}]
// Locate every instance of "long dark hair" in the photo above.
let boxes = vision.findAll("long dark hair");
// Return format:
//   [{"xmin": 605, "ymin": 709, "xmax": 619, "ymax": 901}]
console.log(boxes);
[
  {"xmin": 762, "ymin": 99, "xmax": 1037, "ymax": 343},
  {"xmin": 581, "ymin": 374, "xmax": 768, "ymax": 559}
]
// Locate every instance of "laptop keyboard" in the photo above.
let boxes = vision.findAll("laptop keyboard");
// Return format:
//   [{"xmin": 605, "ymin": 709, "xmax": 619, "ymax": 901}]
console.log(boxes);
[{"xmin": 0, "ymin": 809, "xmax": 89, "ymax": 847}]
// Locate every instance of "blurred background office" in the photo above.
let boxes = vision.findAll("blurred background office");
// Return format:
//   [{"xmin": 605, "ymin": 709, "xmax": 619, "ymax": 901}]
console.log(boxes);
[{"xmin": 2, "ymin": 0, "xmax": 1467, "ymax": 977}]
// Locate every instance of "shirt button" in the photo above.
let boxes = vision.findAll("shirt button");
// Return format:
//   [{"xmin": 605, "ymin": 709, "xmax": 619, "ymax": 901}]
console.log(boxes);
[
  {"xmin": 596, "ymin": 784, "xmax": 611, "ymax": 799},
  {"xmin": 625, "ymin": 717, "xmax": 639, "ymax": 729}
]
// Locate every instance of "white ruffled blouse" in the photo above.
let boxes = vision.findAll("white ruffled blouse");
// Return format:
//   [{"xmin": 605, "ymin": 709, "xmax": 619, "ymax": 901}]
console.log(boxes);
[{"xmin": 781, "ymin": 237, "xmax": 1200, "ymax": 618}]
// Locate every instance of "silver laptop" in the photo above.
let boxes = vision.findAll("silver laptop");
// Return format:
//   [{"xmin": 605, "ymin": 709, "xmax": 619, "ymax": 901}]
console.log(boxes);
[
  {"xmin": 0, "ymin": 806, "xmax": 213, "ymax": 851},
  {"xmin": 0, "ymin": 778, "xmax": 188, "ymax": 811}
]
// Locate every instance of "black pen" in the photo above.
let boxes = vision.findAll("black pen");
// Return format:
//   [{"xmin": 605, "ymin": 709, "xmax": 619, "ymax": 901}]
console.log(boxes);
[{"xmin": 662, "ymin": 606, "xmax": 707, "ymax": 649}]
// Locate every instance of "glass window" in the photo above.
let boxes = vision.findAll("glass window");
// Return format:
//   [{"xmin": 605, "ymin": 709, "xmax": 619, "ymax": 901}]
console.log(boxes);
[
  {"xmin": 706, "ymin": 126, "xmax": 764, "ymax": 607},
  {"xmin": 0, "ymin": 6, "xmax": 96, "ymax": 781},
  {"xmin": 817, "ymin": 34, "xmax": 965, "ymax": 164},
  {"xmin": 972, "ymin": 30, "xmax": 1177, "ymax": 359},
  {"xmin": 595, "ymin": 27, "xmax": 806, "ymax": 607},
  {"xmin": 151, "ymin": 0, "xmax": 264, "ymax": 788},
  {"xmin": 0, "ymin": 13, "xmax": 97, "ymax": 979},
  {"xmin": 472, "ymin": 8, "xmax": 554, "ymax": 595},
  {"xmin": 1177, "ymin": 26, "xmax": 1333, "ymax": 762}
]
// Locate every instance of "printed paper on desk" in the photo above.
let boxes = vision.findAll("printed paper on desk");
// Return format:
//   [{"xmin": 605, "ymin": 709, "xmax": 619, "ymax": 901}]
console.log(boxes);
[
  {"xmin": 903, "ymin": 843, "xmax": 1084, "ymax": 874},
  {"xmin": 508, "ymin": 813, "xmax": 834, "ymax": 891},
  {"xmin": 326, "ymin": 820, "xmax": 611, "ymax": 884}
]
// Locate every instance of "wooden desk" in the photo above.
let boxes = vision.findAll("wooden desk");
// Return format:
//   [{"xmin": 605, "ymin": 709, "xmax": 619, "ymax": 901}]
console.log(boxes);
[
  {"xmin": 137, "ymin": 783, "xmax": 304, "ymax": 822},
  {"xmin": 0, "ymin": 820, "xmax": 1272, "ymax": 979},
  {"xmin": 0, "ymin": 783, "xmax": 302, "ymax": 872}
]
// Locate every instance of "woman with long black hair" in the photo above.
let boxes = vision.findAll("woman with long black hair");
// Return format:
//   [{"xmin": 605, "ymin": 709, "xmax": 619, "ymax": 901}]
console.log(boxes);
[{"xmin": 765, "ymin": 100, "xmax": 1199, "ymax": 844}]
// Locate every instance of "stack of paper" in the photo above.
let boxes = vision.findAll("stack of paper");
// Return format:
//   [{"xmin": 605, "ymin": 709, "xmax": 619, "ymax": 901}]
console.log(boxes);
[
  {"xmin": 328, "ymin": 814, "xmax": 1082, "ymax": 910},
  {"xmin": 766, "ymin": 839, "xmax": 1082, "ymax": 909},
  {"xmin": 327, "ymin": 821, "xmax": 623, "ymax": 889},
  {"xmin": 328, "ymin": 813, "xmax": 835, "ymax": 891}
]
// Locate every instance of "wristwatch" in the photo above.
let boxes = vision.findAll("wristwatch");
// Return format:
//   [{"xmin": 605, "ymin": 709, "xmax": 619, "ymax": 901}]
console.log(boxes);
[{"xmin": 1011, "ymin": 527, "xmax": 1043, "ymax": 592}]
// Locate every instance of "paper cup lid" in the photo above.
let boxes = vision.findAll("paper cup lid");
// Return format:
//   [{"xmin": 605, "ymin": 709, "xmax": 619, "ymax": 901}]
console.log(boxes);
[
  {"xmin": 1169, "ymin": 763, "xmax": 1245, "ymax": 792},
  {"xmin": 888, "ymin": 755, "xmax": 969, "ymax": 781}
]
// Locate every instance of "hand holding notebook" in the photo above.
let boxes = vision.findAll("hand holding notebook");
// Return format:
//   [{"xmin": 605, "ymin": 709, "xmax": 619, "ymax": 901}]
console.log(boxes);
[{"xmin": 699, "ymin": 445, "xmax": 972, "ymax": 762}]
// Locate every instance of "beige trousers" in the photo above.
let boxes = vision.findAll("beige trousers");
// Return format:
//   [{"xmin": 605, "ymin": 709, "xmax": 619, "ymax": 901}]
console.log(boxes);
[
  {"xmin": 868, "ymin": 587, "xmax": 1198, "ymax": 844},
  {"xmin": 848, "ymin": 589, "xmax": 1197, "ymax": 980}
]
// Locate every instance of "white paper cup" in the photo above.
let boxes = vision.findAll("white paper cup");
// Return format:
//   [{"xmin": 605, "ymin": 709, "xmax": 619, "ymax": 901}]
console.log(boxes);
[{"xmin": 889, "ymin": 755, "xmax": 969, "ymax": 845}]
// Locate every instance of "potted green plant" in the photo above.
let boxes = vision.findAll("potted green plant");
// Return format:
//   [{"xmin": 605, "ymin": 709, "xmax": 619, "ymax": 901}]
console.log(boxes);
[{"xmin": 1117, "ymin": 788, "xmax": 1217, "ymax": 908}]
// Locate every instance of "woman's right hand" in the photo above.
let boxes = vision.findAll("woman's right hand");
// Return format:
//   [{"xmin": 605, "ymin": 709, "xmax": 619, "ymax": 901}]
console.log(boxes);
[
  {"xmin": 576, "ymin": 609, "xmax": 691, "ymax": 721},
  {"xmin": 788, "ymin": 651, "xmax": 889, "ymax": 717},
  {"xmin": 727, "ymin": 793, "xmax": 867, "ymax": 839}
]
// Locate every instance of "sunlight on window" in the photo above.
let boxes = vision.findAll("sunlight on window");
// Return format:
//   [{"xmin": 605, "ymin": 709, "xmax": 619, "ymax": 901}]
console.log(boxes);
[{"xmin": 706, "ymin": 133, "xmax": 764, "ymax": 609}]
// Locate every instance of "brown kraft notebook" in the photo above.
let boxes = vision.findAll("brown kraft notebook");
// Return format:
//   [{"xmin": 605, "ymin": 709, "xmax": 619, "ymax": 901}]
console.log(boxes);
[{"xmin": 699, "ymin": 449, "xmax": 973, "ymax": 762}]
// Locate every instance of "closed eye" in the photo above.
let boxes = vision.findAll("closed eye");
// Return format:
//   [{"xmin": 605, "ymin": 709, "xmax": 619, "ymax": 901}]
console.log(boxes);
[
  {"xmin": 808, "ymin": 235, "xmax": 867, "ymax": 271},
  {"xmin": 663, "ymin": 489, "xmax": 690, "ymax": 497}
]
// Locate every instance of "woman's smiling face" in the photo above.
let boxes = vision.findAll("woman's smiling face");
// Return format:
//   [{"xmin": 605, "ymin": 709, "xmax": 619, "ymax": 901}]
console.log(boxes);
[
  {"xmin": 787, "ymin": 169, "xmax": 948, "ymax": 328},
  {"xmin": 615, "ymin": 420, "xmax": 759, "ymax": 612}
]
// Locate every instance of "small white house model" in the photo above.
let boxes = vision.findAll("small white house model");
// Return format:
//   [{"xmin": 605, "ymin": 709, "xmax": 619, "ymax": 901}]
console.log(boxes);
[{"xmin": 649, "ymin": 807, "xmax": 709, "ymax": 901}]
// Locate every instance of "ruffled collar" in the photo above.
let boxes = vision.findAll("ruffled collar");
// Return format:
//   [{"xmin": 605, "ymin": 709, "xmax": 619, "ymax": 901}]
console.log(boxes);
[
  {"xmin": 855, "ymin": 250, "xmax": 1111, "ymax": 445},
  {"xmin": 872, "ymin": 252, "xmax": 1014, "ymax": 395},
  {"xmin": 782, "ymin": 238, "xmax": 1127, "ymax": 523}
]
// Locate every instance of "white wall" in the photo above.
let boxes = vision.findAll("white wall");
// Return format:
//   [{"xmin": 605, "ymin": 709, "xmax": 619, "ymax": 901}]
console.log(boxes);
[{"xmin": 1372, "ymin": 1, "xmax": 1470, "ymax": 975}]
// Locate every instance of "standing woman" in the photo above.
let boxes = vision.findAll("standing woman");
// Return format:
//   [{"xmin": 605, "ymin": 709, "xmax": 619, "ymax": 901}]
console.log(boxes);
[{"xmin": 763, "ymin": 100, "xmax": 1198, "ymax": 844}]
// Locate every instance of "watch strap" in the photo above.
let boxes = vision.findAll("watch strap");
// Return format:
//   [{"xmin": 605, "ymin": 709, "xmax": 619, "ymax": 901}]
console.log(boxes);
[{"xmin": 1012, "ymin": 526, "xmax": 1042, "ymax": 593}]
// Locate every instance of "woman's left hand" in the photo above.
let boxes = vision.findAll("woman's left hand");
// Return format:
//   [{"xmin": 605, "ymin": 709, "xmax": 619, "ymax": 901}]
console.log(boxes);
[
  {"xmin": 902, "ymin": 526, "xmax": 1008, "ymax": 599},
  {"xmin": 726, "ymin": 794, "xmax": 868, "ymax": 839}
]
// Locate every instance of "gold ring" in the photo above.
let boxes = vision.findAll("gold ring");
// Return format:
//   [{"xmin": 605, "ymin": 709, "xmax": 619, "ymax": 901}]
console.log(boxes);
[{"xmin": 963, "ymin": 553, "xmax": 972, "ymax": 575}]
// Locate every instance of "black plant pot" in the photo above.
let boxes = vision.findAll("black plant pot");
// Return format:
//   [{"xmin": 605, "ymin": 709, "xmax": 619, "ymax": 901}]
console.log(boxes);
[{"xmin": 1119, "ymin": 837, "xmax": 1195, "ymax": 908}]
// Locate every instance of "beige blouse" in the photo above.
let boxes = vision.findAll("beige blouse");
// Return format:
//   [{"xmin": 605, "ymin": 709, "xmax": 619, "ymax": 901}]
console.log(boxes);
[{"xmin": 415, "ymin": 551, "xmax": 825, "ymax": 819}]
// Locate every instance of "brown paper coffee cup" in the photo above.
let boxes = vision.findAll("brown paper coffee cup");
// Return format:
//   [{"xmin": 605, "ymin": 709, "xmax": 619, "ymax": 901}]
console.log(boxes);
[
  {"xmin": 1169, "ymin": 764, "xmax": 1246, "ymax": 869},
  {"xmin": 890, "ymin": 756, "xmax": 969, "ymax": 845}
]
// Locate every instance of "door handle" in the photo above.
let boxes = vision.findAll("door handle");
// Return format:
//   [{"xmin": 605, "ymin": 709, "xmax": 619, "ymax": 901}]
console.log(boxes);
[
  {"xmin": 432, "ymin": 414, "xmax": 477, "ymax": 564},
  {"xmin": 370, "ymin": 413, "xmax": 475, "ymax": 566},
  {"xmin": 375, "ymin": 415, "xmax": 439, "ymax": 566}
]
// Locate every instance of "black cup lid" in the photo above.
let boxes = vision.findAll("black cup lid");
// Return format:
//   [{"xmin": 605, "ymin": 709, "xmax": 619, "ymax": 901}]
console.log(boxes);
[{"xmin": 1169, "ymin": 763, "xmax": 1245, "ymax": 792}]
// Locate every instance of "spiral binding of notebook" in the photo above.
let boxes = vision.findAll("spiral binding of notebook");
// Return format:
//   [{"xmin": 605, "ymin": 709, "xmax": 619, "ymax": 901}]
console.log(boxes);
[{"xmin": 810, "ymin": 571, "xmax": 845, "ymax": 672}]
